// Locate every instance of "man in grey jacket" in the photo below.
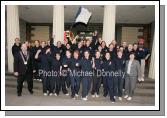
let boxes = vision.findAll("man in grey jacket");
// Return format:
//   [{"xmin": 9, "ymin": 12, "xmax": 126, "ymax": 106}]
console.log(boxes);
[{"xmin": 124, "ymin": 52, "xmax": 142, "ymax": 100}]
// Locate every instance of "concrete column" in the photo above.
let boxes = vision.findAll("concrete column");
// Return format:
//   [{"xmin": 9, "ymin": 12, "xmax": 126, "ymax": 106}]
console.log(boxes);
[
  {"xmin": 102, "ymin": 5, "xmax": 116, "ymax": 46},
  {"xmin": 148, "ymin": 35, "xmax": 155, "ymax": 79},
  {"xmin": 7, "ymin": 5, "xmax": 20, "ymax": 72},
  {"xmin": 52, "ymin": 5, "xmax": 64, "ymax": 45}
]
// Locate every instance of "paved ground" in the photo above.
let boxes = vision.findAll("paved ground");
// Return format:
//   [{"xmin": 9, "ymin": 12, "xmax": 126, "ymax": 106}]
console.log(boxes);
[{"xmin": 5, "ymin": 75, "xmax": 155, "ymax": 106}]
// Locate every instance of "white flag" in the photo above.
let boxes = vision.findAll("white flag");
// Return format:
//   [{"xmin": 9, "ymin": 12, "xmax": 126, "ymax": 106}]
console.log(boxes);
[{"xmin": 75, "ymin": 7, "xmax": 92, "ymax": 25}]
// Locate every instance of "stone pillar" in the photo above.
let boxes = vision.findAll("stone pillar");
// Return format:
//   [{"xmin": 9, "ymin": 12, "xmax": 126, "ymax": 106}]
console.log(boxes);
[
  {"xmin": 102, "ymin": 5, "xmax": 116, "ymax": 46},
  {"xmin": 7, "ymin": 5, "xmax": 20, "ymax": 72},
  {"xmin": 148, "ymin": 35, "xmax": 155, "ymax": 79},
  {"xmin": 52, "ymin": 5, "xmax": 64, "ymax": 45}
]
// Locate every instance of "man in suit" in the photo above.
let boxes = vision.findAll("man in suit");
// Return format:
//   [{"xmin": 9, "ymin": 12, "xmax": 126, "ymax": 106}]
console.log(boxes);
[
  {"xmin": 124, "ymin": 52, "xmax": 142, "ymax": 100},
  {"xmin": 14, "ymin": 43, "xmax": 35, "ymax": 96}
]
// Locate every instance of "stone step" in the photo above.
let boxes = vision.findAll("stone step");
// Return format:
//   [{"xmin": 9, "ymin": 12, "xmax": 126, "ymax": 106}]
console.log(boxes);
[
  {"xmin": 5, "ymin": 87, "xmax": 155, "ymax": 106},
  {"xmin": 5, "ymin": 81, "xmax": 155, "ymax": 97},
  {"xmin": 136, "ymin": 83, "xmax": 155, "ymax": 89}
]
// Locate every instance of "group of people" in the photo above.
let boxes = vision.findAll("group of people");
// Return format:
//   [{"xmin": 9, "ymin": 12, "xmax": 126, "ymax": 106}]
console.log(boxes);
[{"xmin": 12, "ymin": 31, "xmax": 150, "ymax": 103}]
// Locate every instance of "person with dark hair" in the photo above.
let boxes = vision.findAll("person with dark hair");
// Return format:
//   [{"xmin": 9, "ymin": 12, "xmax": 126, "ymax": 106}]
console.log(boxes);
[
  {"xmin": 35, "ymin": 47, "xmax": 51, "ymax": 96},
  {"xmin": 91, "ymin": 50, "xmax": 102, "ymax": 98},
  {"xmin": 124, "ymin": 44, "xmax": 134, "ymax": 60},
  {"xmin": 124, "ymin": 52, "xmax": 142, "ymax": 100},
  {"xmin": 102, "ymin": 52, "xmax": 115, "ymax": 103},
  {"xmin": 119, "ymin": 46, "xmax": 126, "ymax": 60},
  {"xmin": 133, "ymin": 43, "xmax": 139, "ymax": 58},
  {"xmin": 95, "ymin": 37, "xmax": 102, "ymax": 50},
  {"xmin": 48, "ymin": 52, "xmax": 61, "ymax": 96},
  {"xmin": 24, "ymin": 41, "xmax": 31, "ymax": 51},
  {"xmin": 83, "ymin": 39, "xmax": 93, "ymax": 57},
  {"xmin": 122, "ymin": 41, "xmax": 128, "ymax": 51},
  {"xmin": 80, "ymin": 50, "xmax": 93, "ymax": 100},
  {"xmin": 76, "ymin": 41, "xmax": 84, "ymax": 59},
  {"xmin": 61, "ymin": 50, "xmax": 73, "ymax": 95},
  {"xmin": 61, "ymin": 43, "xmax": 72, "ymax": 59},
  {"xmin": 108, "ymin": 43, "xmax": 117, "ymax": 60},
  {"xmin": 101, "ymin": 41, "xmax": 108, "ymax": 55},
  {"xmin": 111, "ymin": 40, "xmax": 117, "ymax": 50},
  {"xmin": 14, "ymin": 43, "xmax": 35, "ymax": 96},
  {"xmin": 56, "ymin": 41, "xmax": 63, "ymax": 52},
  {"xmin": 92, "ymin": 30, "xmax": 98, "ymax": 45},
  {"xmin": 31, "ymin": 40, "xmax": 41, "ymax": 81},
  {"xmin": 113, "ymin": 50, "xmax": 125, "ymax": 101},
  {"xmin": 70, "ymin": 50, "xmax": 81, "ymax": 99}
]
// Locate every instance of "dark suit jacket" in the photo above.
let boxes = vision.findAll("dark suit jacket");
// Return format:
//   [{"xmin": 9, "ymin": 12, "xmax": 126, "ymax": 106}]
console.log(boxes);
[
  {"xmin": 14, "ymin": 51, "xmax": 34, "ymax": 75},
  {"xmin": 12, "ymin": 43, "xmax": 21, "ymax": 57}
]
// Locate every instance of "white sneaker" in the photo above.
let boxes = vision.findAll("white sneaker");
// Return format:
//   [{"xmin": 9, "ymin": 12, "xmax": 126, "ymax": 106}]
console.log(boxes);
[
  {"xmin": 54, "ymin": 93, "xmax": 57, "ymax": 96},
  {"xmin": 43, "ymin": 93, "xmax": 48, "ymax": 96},
  {"xmin": 65, "ymin": 93, "xmax": 69, "ymax": 96},
  {"xmin": 49, "ymin": 93, "xmax": 53, "ymax": 96},
  {"xmin": 111, "ymin": 101, "xmax": 115, "ymax": 104},
  {"xmin": 114, "ymin": 96, "xmax": 116, "ymax": 99},
  {"xmin": 127, "ymin": 97, "xmax": 132, "ymax": 101},
  {"xmin": 92, "ymin": 94, "xmax": 95, "ymax": 98},
  {"xmin": 124, "ymin": 95, "xmax": 128, "ymax": 99},
  {"xmin": 95, "ymin": 93, "xmax": 99, "ymax": 98},
  {"xmin": 141, "ymin": 78, "xmax": 144, "ymax": 81},
  {"xmin": 118, "ymin": 97, "xmax": 122, "ymax": 101},
  {"xmin": 81, "ymin": 97, "xmax": 88, "ymax": 101},
  {"xmin": 39, "ymin": 79, "xmax": 42, "ymax": 82},
  {"xmin": 86, "ymin": 95, "xmax": 88, "ymax": 99},
  {"xmin": 75, "ymin": 94, "xmax": 79, "ymax": 97}
]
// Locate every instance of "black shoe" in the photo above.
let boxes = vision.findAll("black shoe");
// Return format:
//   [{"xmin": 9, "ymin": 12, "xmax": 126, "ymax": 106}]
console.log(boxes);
[
  {"xmin": 29, "ymin": 90, "xmax": 33, "ymax": 94},
  {"xmin": 103, "ymin": 94, "xmax": 107, "ymax": 97},
  {"xmin": 71, "ymin": 95, "xmax": 75, "ymax": 99},
  {"xmin": 18, "ymin": 93, "xmax": 22, "ymax": 96}
]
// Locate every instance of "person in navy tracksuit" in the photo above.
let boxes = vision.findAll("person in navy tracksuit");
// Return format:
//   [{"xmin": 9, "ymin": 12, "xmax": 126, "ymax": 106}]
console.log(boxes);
[
  {"xmin": 101, "ymin": 41, "xmax": 108, "ymax": 59},
  {"xmin": 47, "ymin": 52, "xmax": 61, "ymax": 96},
  {"xmin": 108, "ymin": 43, "xmax": 117, "ymax": 60},
  {"xmin": 31, "ymin": 40, "xmax": 41, "ymax": 81},
  {"xmin": 102, "ymin": 52, "xmax": 115, "ymax": 103},
  {"xmin": 76, "ymin": 42, "xmax": 84, "ymax": 59},
  {"xmin": 101, "ymin": 52, "xmax": 110, "ymax": 98},
  {"xmin": 135, "ymin": 45, "xmax": 151, "ymax": 81},
  {"xmin": 113, "ymin": 50, "xmax": 125, "ymax": 101},
  {"xmin": 35, "ymin": 47, "xmax": 50, "ymax": 96},
  {"xmin": 80, "ymin": 50, "xmax": 93, "ymax": 100},
  {"xmin": 124, "ymin": 44, "xmax": 134, "ymax": 60},
  {"xmin": 92, "ymin": 30, "xmax": 98, "ymax": 46},
  {"xmin": 61, "ymin": 50, "xmax": 73, "ymax": 95},
  {"xmin": 70, "ymin": 50, "xmax": 82, "ymax": 99},
  {"xmin": 91, "ymin": 50, "xmax": 102, "ymax": 98}
]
